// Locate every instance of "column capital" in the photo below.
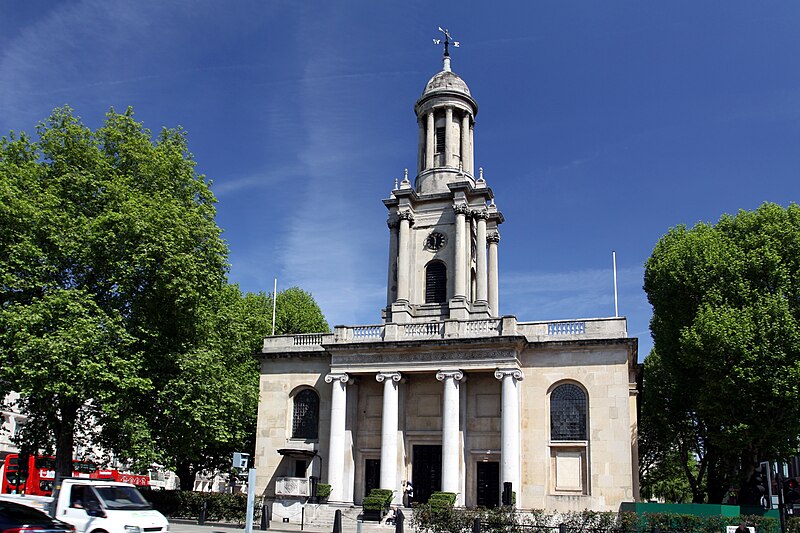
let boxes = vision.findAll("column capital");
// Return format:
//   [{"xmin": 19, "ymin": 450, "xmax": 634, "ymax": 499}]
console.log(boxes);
[
  {"xmin": 487, "ymin": 231, "xmax": 501, "ymax": 244},
  {"xmin": 471, "ymin": 209, "xmax": 490, "ymax": 221},
  {"xmin": 494, "ymin": 368, "xmax": 524, "ymax": 381},
  {"xmin": 453, "ymin": 202, "xmax": 470, "ymax": 216},
  {"xmin": 325, "ymin": 372, "xmax": 351, "ymax": 384},
  {"xmin": 436, "ymin": 369, "xmax": 464, "ymax": 382},
  {"xmin": 376, "ymin": 372, "xmax": 402, "ymax": 383},
  {"xmin": 387, "ymin": 214, "xmax": 400, "ymax": 230},
  {"xmin": 398, "ymin": 209, "xmax": 415, "ymax": 224}
]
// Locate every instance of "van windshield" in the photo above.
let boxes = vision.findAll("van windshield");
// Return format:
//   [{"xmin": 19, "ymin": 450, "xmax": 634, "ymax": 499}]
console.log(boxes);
[{"xmin": 93, "ymin": 485, "xmax": 152, "ymax": 510}]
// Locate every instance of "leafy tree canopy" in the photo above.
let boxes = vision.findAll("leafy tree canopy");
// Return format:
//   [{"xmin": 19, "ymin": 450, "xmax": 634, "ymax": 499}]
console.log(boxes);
[
  {"xmin": 0, "ymin": 106, "xmax": 228, "ymax": 477},
  {"xmin": 643, "ymin": 202, "xmax": 800, "ymax": 503}
]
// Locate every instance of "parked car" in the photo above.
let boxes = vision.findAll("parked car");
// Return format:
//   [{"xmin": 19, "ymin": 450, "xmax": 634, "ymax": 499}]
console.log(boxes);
[{"xmin": 0, "ymin": 499, "xmax": 75, "ymax": 533}]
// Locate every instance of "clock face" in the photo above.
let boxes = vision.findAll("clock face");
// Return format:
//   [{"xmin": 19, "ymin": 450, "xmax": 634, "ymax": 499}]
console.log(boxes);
[{"xmin": 425, "ymin": 231, "xmax": 446, "ymax": 251}]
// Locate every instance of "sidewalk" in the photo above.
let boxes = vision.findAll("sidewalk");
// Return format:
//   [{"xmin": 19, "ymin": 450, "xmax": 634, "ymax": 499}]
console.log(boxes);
[{"xmin": 168, "ymin": 517, "xmax": 398, "ymax": 533}]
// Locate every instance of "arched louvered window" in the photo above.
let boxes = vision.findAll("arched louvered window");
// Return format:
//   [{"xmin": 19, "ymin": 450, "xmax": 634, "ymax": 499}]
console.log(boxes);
[
  {"xmin": 550, "ymin": 383, "xmax": 587, "ymax": 441},
  {"xmin": 425, "ymin": 261, "xmax": 447, "ymax": 304},
  {"xmin": 435, "ymin": 127, "xmax": 446, "ymax": 153},
  {"xmin": 292, "ymin": 389, "xmax": 319, "ymax": 440}
]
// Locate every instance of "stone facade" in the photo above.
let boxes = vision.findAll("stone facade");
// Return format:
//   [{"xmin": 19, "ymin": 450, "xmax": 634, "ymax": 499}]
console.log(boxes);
[{"xmin": 255, "ymin": 51, "xmax": 639, "ymax": 513}]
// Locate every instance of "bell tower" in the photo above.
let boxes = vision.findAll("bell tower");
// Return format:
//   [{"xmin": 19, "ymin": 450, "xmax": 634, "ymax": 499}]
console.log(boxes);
[{"xmin": 383, "ymin": 36, "xmax": 504, "ymax": 324}]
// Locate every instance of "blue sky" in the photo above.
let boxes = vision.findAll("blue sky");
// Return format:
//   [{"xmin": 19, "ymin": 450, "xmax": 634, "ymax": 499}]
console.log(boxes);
[{"xmin": 3, "ymin": 1, "xmax": 800, "ymax": 358}]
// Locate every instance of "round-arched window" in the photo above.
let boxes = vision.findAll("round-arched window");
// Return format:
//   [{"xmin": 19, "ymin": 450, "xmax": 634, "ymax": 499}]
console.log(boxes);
[
  {"xmin": 292, "ymin": 389, "xmax": 319, "ymax": 440},
  {"xmin": 550, "ymin": 383, "xmax": 587, "ymax": 441},
  {"xmin": 425, "ymin": 261, "xmax": 447, "ymax": 304}
]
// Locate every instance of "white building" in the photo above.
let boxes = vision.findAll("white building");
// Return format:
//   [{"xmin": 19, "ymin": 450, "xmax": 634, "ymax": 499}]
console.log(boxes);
[
  {"xmin": 255, "ymin": 48, "xmax": 639, "ymax": 513},
  {"xmin": 1, "ymin": 393, "xmax": 26, "ymax": 462}
]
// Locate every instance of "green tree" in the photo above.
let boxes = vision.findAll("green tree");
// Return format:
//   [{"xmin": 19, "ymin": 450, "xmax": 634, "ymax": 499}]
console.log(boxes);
[
  {"xmin": 639, "ymin": 350, "xmax": 697, "ymax": 503},
  {"xmin": 145, "ymin": 285, "xmax": 328, "ymax": 490},
  {"xmin": 0, "ymin": 106, "xmax": 228, "ymax": 478},
  {"xmin": 271, "ymin": 286, "xmax": 330, "ymax": 335},
  {"xmin": 643, "ymin": 202, "xmax": 800, "ymax": 503}
]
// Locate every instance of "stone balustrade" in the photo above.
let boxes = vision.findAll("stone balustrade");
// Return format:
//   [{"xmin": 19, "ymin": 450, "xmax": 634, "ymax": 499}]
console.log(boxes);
[
  {"xmin": 261, "ymin": 316, "xmax": 627, "ymax": 351},
  {"xmin": 274, "ymin": 476, "xmax": 311, "ymax": 497}
]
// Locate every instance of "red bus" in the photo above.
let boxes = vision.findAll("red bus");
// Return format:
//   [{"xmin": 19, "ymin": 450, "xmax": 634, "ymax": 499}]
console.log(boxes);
[
  {"xmin": 0, "ymin": 454, "xmax": 98, "ymax": 496},
  {"xmin": 90, "ymin": 469, "xmax": 149, "ymax": 487}
]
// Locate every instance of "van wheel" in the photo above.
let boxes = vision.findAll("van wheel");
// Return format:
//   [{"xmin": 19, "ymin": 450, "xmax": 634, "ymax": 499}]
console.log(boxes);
[{"xmin": 90, "ymin": 529, "xmax": 109, "ymax": 533}]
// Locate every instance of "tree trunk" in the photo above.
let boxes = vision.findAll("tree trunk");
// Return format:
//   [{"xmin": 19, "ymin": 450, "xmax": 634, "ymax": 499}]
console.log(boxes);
[
  {"xmin": 176, "ymin": 461, "xmax": 194, "ymax": 491},
  {"xmin": 55, "ymin": 398, "xmax": 79, "ymax": 481}
]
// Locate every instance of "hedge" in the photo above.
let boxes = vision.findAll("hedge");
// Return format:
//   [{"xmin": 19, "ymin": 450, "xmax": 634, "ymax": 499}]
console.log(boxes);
[
  {"xmin": 410, "ymin": 507, "xmax": 800, "ymax": 533},
  {"xmin": 141, "ymin": 489, "xmax": 257, "ymax": 523}
]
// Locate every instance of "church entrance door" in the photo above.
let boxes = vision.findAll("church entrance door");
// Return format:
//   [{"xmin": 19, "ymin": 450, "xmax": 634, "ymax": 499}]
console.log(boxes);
[
  {"xmin": 476, "ymin": 462, "xmax": 499, "ymax": 508},
  {"xmin": 412, "ymin": 445, "xmax": 442, "ymax": 504},
  {"xmin": 364, "ymin": 459, "xmax": 380, "ymax": 497}
]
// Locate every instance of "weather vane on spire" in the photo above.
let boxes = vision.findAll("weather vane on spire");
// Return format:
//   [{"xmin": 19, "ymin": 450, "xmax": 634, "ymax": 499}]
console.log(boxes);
[{"xmin": 432, "ymin": 27, "xmax": 460, "ymax": 57}]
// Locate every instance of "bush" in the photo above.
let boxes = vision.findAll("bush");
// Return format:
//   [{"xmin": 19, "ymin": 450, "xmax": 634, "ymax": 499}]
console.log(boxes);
[
  {"xmin": 316, "ymin": 484, "xmax": 331, "ymax": 498},
  {"xmin": 410, "ymin": 507, "xmax": 784, "ymax": 533},
  {"xmin": 429, "ymin": 491, "xmax": 456, "ymax": 510},
  {"xmin": 142, "ymin": 489, "xmax": 251, "ymax": 523}
]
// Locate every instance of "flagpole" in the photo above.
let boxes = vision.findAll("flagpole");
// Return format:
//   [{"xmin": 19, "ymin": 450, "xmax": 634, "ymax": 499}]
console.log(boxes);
[
  {"xmin": 271, "ymin": 278, "xmax": 277, "ymax": 336},
  {"xmin": 613, "ymin": 251, "xmax": 619, "ymax": 318}
]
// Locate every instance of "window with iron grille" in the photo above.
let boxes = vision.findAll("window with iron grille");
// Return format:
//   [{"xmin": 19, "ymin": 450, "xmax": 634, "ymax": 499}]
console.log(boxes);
[
  {"xmin": 425, "ymin": 261, "xmax": 447, "ymax": 304},
  {"xmin": 550, "ymin": 383, "xmax": 587, "ymax": 441},
  {"xmin": 435, "ymin": 127, "xmax": 445, "ymax": 153},
  {"xmin": 292, "ymin": 389, "xmax": 319, "ymax": 439}
]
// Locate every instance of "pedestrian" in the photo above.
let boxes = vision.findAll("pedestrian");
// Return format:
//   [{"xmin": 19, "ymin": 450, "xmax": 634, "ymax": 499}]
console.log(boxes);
[{"xmin": 404, "ymin": 481, "xmax": 414, "ymax": 508}]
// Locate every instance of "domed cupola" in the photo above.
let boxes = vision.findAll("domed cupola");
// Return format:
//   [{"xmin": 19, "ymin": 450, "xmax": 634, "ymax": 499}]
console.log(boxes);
[{"xmin": 413, "ymin": 34, "xmax": 478, "ymax": 195}]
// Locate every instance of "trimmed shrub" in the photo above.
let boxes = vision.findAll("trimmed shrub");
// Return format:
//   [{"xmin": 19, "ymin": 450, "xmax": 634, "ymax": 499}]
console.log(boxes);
[
  {"xmin": 316, "ymin": 484, "xmax": 332, "ymax": 498},
  {"xmin": 142, "ymin": 489, "xmax": 250, "ymax": 523}
]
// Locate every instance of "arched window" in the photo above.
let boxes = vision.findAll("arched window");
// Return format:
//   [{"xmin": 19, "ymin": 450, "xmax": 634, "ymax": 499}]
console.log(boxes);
[
  {"xmin": 425, "ymin": 261, "xmax": 447, "ymax": 304},
  {"xmin": 292, "ymin": 389, "xmax": 319, "ymax": 440},
  {"xmin": 550, "ymin": 383, "xmax": 587, "ymax": 441}
]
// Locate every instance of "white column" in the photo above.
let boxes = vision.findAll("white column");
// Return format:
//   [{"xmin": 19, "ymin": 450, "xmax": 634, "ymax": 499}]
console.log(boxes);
[
  {"xmin": 453, "ymin": 203, "xmax": 468, "ymax": 299},
  {"xmin": 417, "ymin": 118, "xmax": 425, "ymax": 174},
  {"xmin": 386, "ymin": 218, "xmax": 399, "ymax": 306},
  {"xmin": 494, "ymin": 369, "xmax": 524, "ymax": 508},
  {"xmin": 475, "ymin": 211, "xmax": 488, "ymax": 303},
  {"xmin": 325, "ymin": 372, "xmax": 350, "ymax": 503},
  {"xmin": 377, "ymin": 372, "xmax": 402, "ymax": 503},
  {"xmin": 460, "ymin": 112, "xmax": 470, "ymax": 174},
  {"xmin": 436, "ymin": 370, "xmax": 464, "ymax": 495},
  {"xmin": 444, "ymin": 106, "xmax": 453, "ymax": 167},
  {"xmin": 469, "ymin": 122, "xmax": 474, "ymax": 176},
  {"xmin": 396, "ymin": 211, "xmax": 413, "ymax": 302},
  {"xmin": 426, "ymin": 111, "xmax": 435, "ymax": 170},
  {"xmin": 488, "ymin": 231, "xmax": 500, "ymax": 316}
]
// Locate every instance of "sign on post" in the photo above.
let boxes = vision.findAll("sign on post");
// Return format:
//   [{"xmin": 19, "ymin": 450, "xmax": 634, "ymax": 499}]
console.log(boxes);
[{"xmin": 233, "ymin": 452, "xmax": 250, "ymax": 469}]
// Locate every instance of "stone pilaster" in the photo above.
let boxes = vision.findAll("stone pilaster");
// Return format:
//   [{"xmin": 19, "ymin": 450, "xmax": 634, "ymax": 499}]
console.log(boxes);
[
  {"xmin": 494, "ymin": 368, "xmax": 524, "ymax": 508},
  {"xmin": 396, "ymin": 210, "xmax": 414, "ymax": 302},
  {"xmin": 436, "ymin": 370, "xmax": 464, "ymax": 497},
  {"xmin": 445, "ymin": 106, "xmax": 453, "ymax": 167},
  {"xmin": 474, "ymin": 210, "xmax": 489, "ymax": 304},
  {"xmin": 376, "ymin": 372, "xmax": 402, "ymax": 504},
  {"xmin": 386, "ymin": 216, "xmax": 399, "ymax": 306},
  {"xmin": 325, "ymin": 372, "xmax": 351, "ymax": 503},
  {"xmin": 488, "ymin": 231, "xmax": 500, "ymax": 316},
  {"xmin": 453, "ymin": 203, "xmax": 470, "ymax": 300},
  {"xmin": 426, "ymin": 111, "xmax": 435, "ymax": 170},
  {"xmin": 461, "ymin": 112, "xmax": 470, "ymax": 174}
]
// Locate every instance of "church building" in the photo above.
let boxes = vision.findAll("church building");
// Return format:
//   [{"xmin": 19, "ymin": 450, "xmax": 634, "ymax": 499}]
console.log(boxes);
[{"xmin": 255, "ymin": 43, "xmax": 639, "ymax": 515}]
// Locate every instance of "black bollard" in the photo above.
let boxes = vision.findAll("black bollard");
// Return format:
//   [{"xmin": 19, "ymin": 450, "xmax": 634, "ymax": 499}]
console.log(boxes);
[
  {"xmin": 198, "ymin": 500, "xmax": 207, "ymax": 525},
  {"xmin": 260, "ymin": 503, "xmax": 269, "ymax": 530},
  {"xmin": 472, "ymin": 517, "xmax": 481, "ymax": 533},
  {"xmin": 395, "ymin": 508, "xmax": 404, "ymax": 533},
  {"xmin": 332, "ymin": 509, "xmax": 342, "ymax": 533},
  {"xmin": 559, "ymin": 523, "xmax": 567, "ymax": 533}
]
